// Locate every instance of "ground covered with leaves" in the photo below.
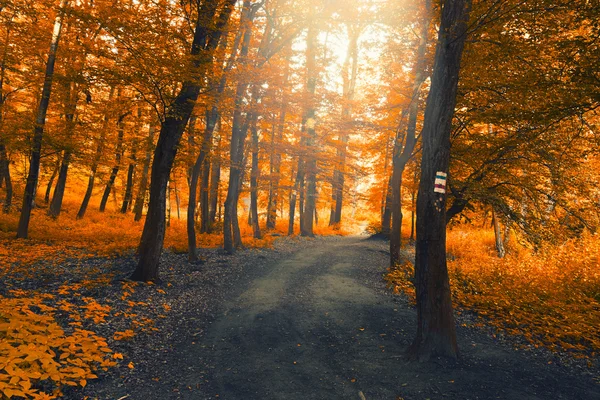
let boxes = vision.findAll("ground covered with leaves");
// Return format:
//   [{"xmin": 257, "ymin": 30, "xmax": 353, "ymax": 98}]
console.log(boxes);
[{"xmin": 1, "ymin": 216, "xmax": 599, "ymax": 398}]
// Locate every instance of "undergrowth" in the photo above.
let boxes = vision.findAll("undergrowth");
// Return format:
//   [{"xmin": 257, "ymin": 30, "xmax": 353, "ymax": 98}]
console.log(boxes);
[{"xmin": 386, "ymin": 228, "xmax": 600, "ymax": 361}]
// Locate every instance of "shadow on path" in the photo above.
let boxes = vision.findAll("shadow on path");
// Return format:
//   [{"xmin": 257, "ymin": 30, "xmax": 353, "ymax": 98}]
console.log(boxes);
[{"xmin": 183, "ymin": 237, "xmax": 599, "ymax": 399}]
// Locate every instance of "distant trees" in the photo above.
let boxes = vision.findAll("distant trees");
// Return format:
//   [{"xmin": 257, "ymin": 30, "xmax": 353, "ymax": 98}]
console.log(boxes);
[{"xmin": 0, "ymin": 0, "xmax": 597, "ymax": 299}]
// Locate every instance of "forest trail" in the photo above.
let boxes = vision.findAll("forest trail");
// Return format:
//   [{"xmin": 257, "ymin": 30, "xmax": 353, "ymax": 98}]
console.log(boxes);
[
  {"xmin": 77, "ymin": 236, "xmax": 600, "ymax": 400},
  {"xmin": 183, "ymin": 236, "xmax": 599, "ymax": 400}
]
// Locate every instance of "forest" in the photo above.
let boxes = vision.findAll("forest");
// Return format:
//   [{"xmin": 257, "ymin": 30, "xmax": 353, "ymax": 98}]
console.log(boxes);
[{"xmin": 0, "ymin": 0, "xmax": 599, "ymax": 398}]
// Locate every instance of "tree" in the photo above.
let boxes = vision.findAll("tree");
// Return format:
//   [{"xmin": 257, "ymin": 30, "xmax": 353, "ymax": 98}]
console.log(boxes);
[
  {"xmin": 17, "ymin": 0, "xmax": 69, "ymax": 239},
  {"xmin": 131, "ymin": 0, "xmax": 236, "ymax": 281},
  {"xmin": 409, "ymin": 0, "xmax": 472, "ymax": 361},
  {"xmin": 389, "ymin": 0, "xmax": 430, "ymax": 266}
]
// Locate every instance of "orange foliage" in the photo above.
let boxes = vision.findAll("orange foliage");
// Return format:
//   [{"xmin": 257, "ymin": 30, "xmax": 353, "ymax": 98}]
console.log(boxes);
[
  {"xmin": 387, "ymin": 228, "xmax": 600, "ymax": 360},
  {"xmin": 0, "ymin": 295, "xmax": 115, "ymax": 399}
]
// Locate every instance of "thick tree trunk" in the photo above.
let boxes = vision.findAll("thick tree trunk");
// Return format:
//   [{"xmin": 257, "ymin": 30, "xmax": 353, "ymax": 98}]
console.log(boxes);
[
  {"xmin": 0, "ymin": 143, "xmax": 12, "ymax": 213},
  {"xmin": 133, "ymin": 125, "xmax": 155, "ymax": 221},
  {"xmin": 17, "ymin": 0, "xmax": 68, "ymax": 238},
  {"xmin": 301, "ymin": 24, "xmax": 317, "ymax": 237},
  {"xmin": 131, "ymin": 0, "xmax": 235, "ymax": 281},
  {"xmin": 100, "ymin": 111, "xmax": 127, "ymax": 212},
  {"xmin": 409, "ymin": 0, "xmax": 471, "ymax": 361}
]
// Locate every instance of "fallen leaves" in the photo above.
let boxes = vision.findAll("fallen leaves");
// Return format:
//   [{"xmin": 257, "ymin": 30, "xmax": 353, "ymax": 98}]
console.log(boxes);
[{"xmin": 387, "ymin": 228, "xmax": 600, "ymax": 360}]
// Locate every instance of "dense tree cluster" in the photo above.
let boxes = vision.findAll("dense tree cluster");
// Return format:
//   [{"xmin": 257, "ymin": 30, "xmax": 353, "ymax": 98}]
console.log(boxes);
[{"xmin": 0, "ymin": 0, "xmax": 598, "ymax": 359}]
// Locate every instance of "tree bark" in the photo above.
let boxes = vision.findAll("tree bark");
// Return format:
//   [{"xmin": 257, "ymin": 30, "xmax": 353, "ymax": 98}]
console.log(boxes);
[
  {"xmin": 409, "ymin": 0, "xmax": 471, "ymax": 361},
  {"xmin": 77, "ymin": 87, "xmax": 114, "ymax": 219},
  {"xmin": 224, "ymin": 0, "xmax": 256, "ymax": 254},
  {"xmin": 330, "ymin": 26, "xmax": 359, "ymax": 228},
  {"xmin": 381, "ymin": 176, "xmax": 392, "ymax": 235},
  {"xmin": 390, "ymin": 6, "xmax": 430, "ymax": 266},
  {"xmin": 187, "ymin": 110, "xmax": 218, "ymax": 261},
  {"xmin": 17, "ymin": 0, "xmax": 68, "ymax": 238},
  {"xmin": 48, "ymin": 150, "xmax": 71, "ymax": 218},
  {"xmin": 131, "ymin": 0, "xmax": 235, "ymax": 281},
  {"xmin": 44, "ymin": 155, "xmax": 61, "ymax": 204},
  {"xmin": 120, "ymin": 156, "xmax": 135, "ymax": 213},
  {"xmin": 48, "ymin": 78, "xmax": 78, "ymax": 219},
  {"xmin": 208, "ymin": 130, "xmax": 221, "ymax": 230},
  {"xmin": 100, "ymin": 110, "xmax": 127, "ymax": 212},
  {"xmin": 133, "ymin": 124, "xmax": 155, "ymax": 221},
  {"xmin": 301, "ymin": 23, "xmax": 317, "ymax": 237},
  {"xmin": 0, "ymin": 143, "xmax": 12, "ymax": 213},
  {"xmin": 250, "ymin": 115, "xmax": 261, "ymax": 239},
  {"xmin": 288, "ymin": 164, "xmax": 298, "ymax": 236},
  {"xmin": 492, "ymin": 207, "xmax": 506, "ymax": 258}
]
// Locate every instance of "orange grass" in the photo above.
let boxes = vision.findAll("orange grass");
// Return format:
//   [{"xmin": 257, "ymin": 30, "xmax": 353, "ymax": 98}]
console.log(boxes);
[{"xmin": 387, "ymin": 227, "xmax": 600, "ymax": 360}]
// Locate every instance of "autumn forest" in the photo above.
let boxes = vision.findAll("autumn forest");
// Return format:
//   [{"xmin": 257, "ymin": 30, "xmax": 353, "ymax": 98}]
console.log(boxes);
[{"xmin": 1, "ymin": 0, "xmax": 599, "ymax": 398}]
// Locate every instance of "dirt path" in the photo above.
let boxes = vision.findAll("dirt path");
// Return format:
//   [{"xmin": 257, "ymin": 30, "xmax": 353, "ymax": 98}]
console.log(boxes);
[
  {"xmin": 79, "ymin": 236, "xmax": 599, "ymax": 399},
  {"xmin": 181, "ymin": 236, "xmax": 598, "ymax": 399}
]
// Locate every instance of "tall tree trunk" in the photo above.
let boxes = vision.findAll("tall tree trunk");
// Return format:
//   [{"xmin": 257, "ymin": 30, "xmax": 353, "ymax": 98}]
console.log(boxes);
[
  {"xmin": 186, "ymin": 115, "xmax": 197, "ymax": 187},
  {"xmin": 409, "ymin": 0, "xmax": 471, "ymax": 361},
  {"xmin": 266, "ymin": 122, "xmax": 282, "ymax": 230},
  {"xmin": 200, "ymin": 152, "xmax": 211, "ymax": 231},
  {"xmin": 381, "ymin": 176, "xmax": 392, "ymax": 235},
  {"xmin": 48, "ymin": 79, "xmax": 78, "ymax": 219},
  {"xmin": 380, "ymin": 130, "xmax": 392, "ymax": 233},
  {"xmin": 390, "ymin": 7, "xmax": 430, "ymax": 266},
  {"xmin": 48, "ymin": 150, "xmax": 71, "ymax": 218},
  {"xmin": 131, "ymin": 0, "xmax": 235, "ymax": 281},
  {"xmin": 492, "ymin": 207, "xmax": 506, "ymax": 258},
  {"xmin": 44, "ymin": 155, "xmax": 61, "ymax": 204},
  {"xmin": 166, "ymin": 180, "xmax": 171, "ymax": 227},
  {"xmin": 330, "ymin": 26, "xmax": 359, "ymax": 228},
  {"xmin": 188, "ymin": 93, "xmax": 222, "ymax": 260},
  {"xmin": 208, "ymin": 130, "xmax": 221, "ymax": 230},
  {"xmin": 100, "ymin": 110, "xmax": 127, "ymax": 212},
  {"xmin": 17, "ymin": 0, "xmax": 68, "ymax": 238},
  {"xmin": 250, "ymin": 115, "xmax": 261, "ymax": 239},
  {"xmin": 301, "ymin": 23, "xmax": 317, "ymax": 237},
  {"xmin": 288, "ymin": 164, "xmax": 298, "ymax": 235},
  {"xmin": 266, "ymin": 50, "xmax": 290, "ymax": 230},
  {"xmin": 410, "ymin": 165, "xmax": 418, "ymax": 242},
  {"xmin": 0, "ymin": 20, "xmax": 11, "ymax": 213},
  {"xmin": 121, "ymin": 156, "xmax": 135, "ymax": 213},
  {"xmin": 133, "ymin": 124, "xmax": 155, "ymax": 221},
  {"xmin": 224, "ymin": 0, "xmax": 255, "ymax": 254},
  {"xmin": 0, "ymin": 143, "xmax": 12, "ymax": 213},
  {"xmin": 77, "ymin": 87, "xmax": 114, "ymax": 219}
]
